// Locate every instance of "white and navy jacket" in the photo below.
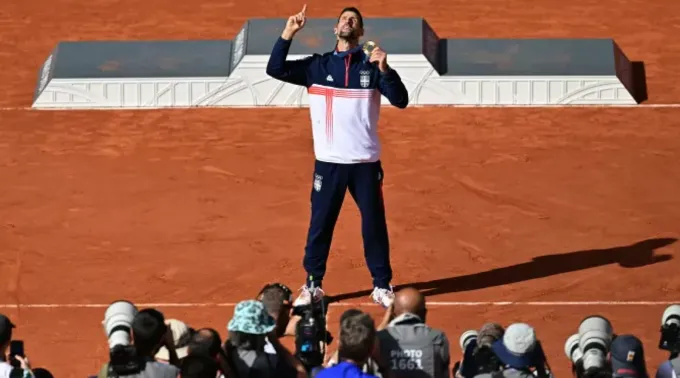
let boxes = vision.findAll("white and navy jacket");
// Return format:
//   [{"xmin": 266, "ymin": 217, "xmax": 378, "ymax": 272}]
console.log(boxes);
[{"xmin": 266, "ymin": 37, "xmax": 409, "ymax": 164}]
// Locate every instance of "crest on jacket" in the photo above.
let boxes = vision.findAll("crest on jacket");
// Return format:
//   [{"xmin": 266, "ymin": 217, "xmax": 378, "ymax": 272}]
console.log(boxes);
[{"xmin": 360, "ymin": 70, "xmax": 371, "ymax": 88}]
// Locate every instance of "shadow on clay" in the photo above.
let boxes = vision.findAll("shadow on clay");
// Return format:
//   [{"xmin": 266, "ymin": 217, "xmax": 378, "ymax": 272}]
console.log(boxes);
[
  {"xmin": 631, "ymin": 61, "xmax": 648, "ymax": 103},
  {"xmin": 328, "ymin": 237, "xmax": 675, "ymax": 302}
]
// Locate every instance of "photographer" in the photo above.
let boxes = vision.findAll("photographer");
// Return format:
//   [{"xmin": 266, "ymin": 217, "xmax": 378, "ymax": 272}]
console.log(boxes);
[
  {"xmin": 224, "ymin": 299, "xmax": 305, "ymax": 378},
  {"xmin": 155, "ymin": 319, "xmax": 191, "ymax": 364},
  {"xmin": 316, "ymin": 309, "xmax": 388, "ymax": 378},
  {"xmin": 455, "ymin": 323, "xmax": 505, "ymax": 378},
  {"xmin": 257, "ymin": 283, "xmax": 297, "ymax": 340},
  {"xmin": 1, "ymin": 314, "xmax": 35, "ymax": 378},
  {"xmin": 655, "ymin": 305, "xmax": 680, "ymax": 378},
  {"xmin": 375, "ymin": 287, "xmax": 451, "ymax": 378},
  {"xmin": 187, "ymin": 329, "xmax": 222, "ymax": 359},
  {"xmin": 564, "ymin": 315, "xmax": 614, "ymax": 378},
  {"xmin": 610, "ymin": 335, "xmax": 648, "ymax": 378},
  {"xmin": 186, "ymin": 328, "xmax": 236, "ymax": 378},
  {"xmin": 178, "ymin": 354, "xmax": 219, "ymax": 378},
  {"xmin": 98, "ymin": 308, "xmax": 180, "ymax": 378},
  {"xmin": 325, "ymin": 309, "xmax": 383, "ymax": 377},
  {"xmin": 490, "ymin": 323, "xmax": 552, "ymax": 378}
]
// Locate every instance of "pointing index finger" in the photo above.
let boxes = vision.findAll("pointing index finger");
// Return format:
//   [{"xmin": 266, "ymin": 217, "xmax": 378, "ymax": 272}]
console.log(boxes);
[{"xmin": 301, "ymin": 4, "xmax": 307, "ymax": 14}]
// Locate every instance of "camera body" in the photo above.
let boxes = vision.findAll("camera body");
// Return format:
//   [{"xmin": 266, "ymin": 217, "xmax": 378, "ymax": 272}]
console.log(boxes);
[
  {"xmin": 292, "ymin": 298, "xmax": 333, "ymax": 371},
  {"xmin": 107, "ymin": 344, "xmax": 143, "ymax": 377},
  {"xmin": 457, "ymin": 330, "xmax": 503, "ymax": 378},
  {"xmin": 9, "ymin": 340, "xmax": 24, "ymax": 369},
  {"xmin": 659, "ymin": 305, "xmax": 680, "ymax": 356}
]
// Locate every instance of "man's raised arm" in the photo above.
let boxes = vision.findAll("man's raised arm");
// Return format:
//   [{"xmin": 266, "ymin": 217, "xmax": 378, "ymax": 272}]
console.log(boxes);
[{"xmin": 266, "ymin": 5, "xmax": 316, "ymax": 87}]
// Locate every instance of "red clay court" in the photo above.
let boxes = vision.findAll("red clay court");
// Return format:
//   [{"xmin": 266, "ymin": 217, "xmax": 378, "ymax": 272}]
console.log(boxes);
[{"xmin": 1, "ymin": 0, "xmax": 680, "ymax": 376}]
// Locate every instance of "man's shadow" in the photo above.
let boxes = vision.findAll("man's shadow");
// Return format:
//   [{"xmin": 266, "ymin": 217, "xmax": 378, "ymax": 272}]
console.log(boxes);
[{"xmin": 329, "ymin": 238, "xmax": 675, "ymax": 302}]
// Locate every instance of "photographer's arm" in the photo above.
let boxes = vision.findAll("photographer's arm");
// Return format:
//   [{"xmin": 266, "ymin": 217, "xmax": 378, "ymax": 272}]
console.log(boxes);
[
  {"xmin": 163, "ymin": 326, "xmax": 180, "ymax": 367},
  {"xmin": 377, "ymin": 305, "xmax": 394, "ymax": 331},
  {"xmin": 267, "ymin": 332, "xmax": 307, "ymax": 378},
  {"xmin": 535, "ymin": 342, "xmax": 553, "ymax": 378},
  {"xmin": 285, "ymin": 315, "xmax": 300, "ymax": 337},
  {"xmin": 325, "ymin": 350, "xmax": 339, "ymax": 367},
  {"xmin": 15, "ymin": 356, "xmax": 35, "ymax": 378},
  {"xmin": 453, "ymin": 361, "xmax": 464, "ymax": 378}
]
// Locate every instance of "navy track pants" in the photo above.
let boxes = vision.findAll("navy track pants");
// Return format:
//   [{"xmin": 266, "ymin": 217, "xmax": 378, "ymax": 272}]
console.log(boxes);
[{"xmin": 303, "ymin": 160, "xmax": 392, "ymax": 290}]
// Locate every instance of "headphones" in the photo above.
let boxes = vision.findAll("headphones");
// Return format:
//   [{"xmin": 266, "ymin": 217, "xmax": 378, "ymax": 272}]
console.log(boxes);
[{"xmin": 256, "ymin": 283, "xmax": 293, "ymax": 306}]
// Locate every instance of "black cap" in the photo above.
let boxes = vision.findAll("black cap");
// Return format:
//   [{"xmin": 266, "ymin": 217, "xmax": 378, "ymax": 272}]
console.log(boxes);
[
  {"xmin": 0, "ymin": 314, "xmax": 16, "ymax": 344},
  {"xmin": 611, "ymin": 335, "xmax": 647, "ymax": 378}
]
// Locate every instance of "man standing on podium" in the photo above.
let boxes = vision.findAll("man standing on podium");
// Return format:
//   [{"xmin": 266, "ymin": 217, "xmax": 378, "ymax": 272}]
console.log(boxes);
[{"xmin": 266, "ymin": 5, "xmax": 409, "ymax": 309}]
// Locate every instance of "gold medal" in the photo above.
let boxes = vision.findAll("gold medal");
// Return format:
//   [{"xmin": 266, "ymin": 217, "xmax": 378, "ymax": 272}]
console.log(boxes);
[{"xmin": 362, "ymin": 40, "xmax": 376, "ymax": 55}]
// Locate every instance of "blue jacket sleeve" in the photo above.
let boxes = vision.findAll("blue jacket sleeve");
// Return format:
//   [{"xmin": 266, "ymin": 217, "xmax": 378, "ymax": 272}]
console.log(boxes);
[
  {"xmin": 265, "ymin": 37, "xmax": 315, "ymax": 87},
  {"xmin": 377, "ymin": 66, "xmax": 409, "ymax": 109},
  {"xmin": 656, "ymin": 361, "xmax": 674, "ymax": 378}
]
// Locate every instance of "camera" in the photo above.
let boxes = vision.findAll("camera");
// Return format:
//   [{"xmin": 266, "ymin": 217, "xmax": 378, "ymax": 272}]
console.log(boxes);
[
  {"xmin": 658, "ymin": 304, "xmax": 680, "ymax": 356},
  {"xmin": 564, "ymin": 334, "xmax": 583, "ymax": 365},
  {"xmin": 460, "ymin": 330, "xmax": 478, "ymax": 351},
  {"xmin": 102, "ymin": 300, "xmax": 143, "ymax": 377},
  {"xmin": 9, "ymin": 340, "xmax": 24, "ymax": 369},
  {"xmin": 564, "ymin": 315, "xmax": 613, "ymax": 378},
  {"xmin": 292, "ymin": 290, "xmax": 333, "ymax": 371},
  {"xmin": 456, "ymin": 329, "xmax": 502, "ymax": 378}
]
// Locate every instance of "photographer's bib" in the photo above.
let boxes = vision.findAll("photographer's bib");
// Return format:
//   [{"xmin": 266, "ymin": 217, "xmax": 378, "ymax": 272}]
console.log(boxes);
[{"xmin": 378, "ymin": 314, "xmax": 447, "ymax": 378}]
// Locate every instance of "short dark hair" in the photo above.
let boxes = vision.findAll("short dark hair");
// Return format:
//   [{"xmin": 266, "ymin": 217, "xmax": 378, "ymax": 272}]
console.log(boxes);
[
  {"xmin": 338, "ymin": 310, "xmax": 375, "ymax": 363},
  {"xmin": 259, "ymin": 285, "xmax": 290, "ymax": 317},
  {"xmin": 338, "ymin": 7, "xmax": 364, "ymax": 28},
  {"xmin": 180, "ymin": 354, "xmax": 219, "ymax": 378},
  {"xmin": 188, "ymin": 328, "xmax": 222, "ymax": 357},
  {"xmin": 339, "ymin": 309, "xmax": 362, "ymax": 323},
  {"xmin": 132, "ymin": 308, "xmax": 167, "ymax": 356}
]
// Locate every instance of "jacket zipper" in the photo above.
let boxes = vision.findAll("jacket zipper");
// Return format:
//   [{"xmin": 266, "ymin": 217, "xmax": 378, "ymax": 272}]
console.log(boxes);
[{"xmin": 344, "ymin": 54, "xmax": 351, "ymax": 87}]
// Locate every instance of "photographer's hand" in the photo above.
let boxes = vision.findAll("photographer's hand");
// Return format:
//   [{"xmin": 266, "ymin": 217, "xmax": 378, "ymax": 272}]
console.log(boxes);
[
  {"xmin": 14, "ymin": 355, "xmax": 34, "ymax": 377},
  {"xmin": 163, "ymin": 324, "xmax": 180, "ymax": 367},
  {"xmin": 453, "ymin": 361, "xmax": 463, "ymax": 378},
  {"xmin": 325, "ymin": 350, "xmax": 339, "ymax": 367}
]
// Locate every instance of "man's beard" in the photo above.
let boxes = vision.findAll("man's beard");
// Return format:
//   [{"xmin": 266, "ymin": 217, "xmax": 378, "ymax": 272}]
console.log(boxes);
[{"xmin": 337, "ymin": 27, "xmax": 358, "ymax": 40}]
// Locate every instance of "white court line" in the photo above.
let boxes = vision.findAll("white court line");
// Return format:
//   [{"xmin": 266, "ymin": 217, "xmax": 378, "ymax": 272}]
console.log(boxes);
[
  {"xmin": 2, "ymin": 104, "xmax": 680, "ymax": 111},
  {"xmin": 0, "ymin": 301, "xmax": 677, "ymax": 309}
]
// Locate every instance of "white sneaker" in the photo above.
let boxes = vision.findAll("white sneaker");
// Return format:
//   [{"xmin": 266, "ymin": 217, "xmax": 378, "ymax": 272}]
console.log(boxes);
[
  {"xmin": 371, "ymin": 286, "xmax": 395, "ymax": 308},
  {"xmin": 293, "ymin": 285, "xmax": 325, "ymax": 307}
]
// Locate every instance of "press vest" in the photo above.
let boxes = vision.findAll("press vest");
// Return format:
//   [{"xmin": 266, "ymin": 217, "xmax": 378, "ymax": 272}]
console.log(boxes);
[{"xmin": 377, "ymin": 313, "xmax": 449, "ymax": 378}]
